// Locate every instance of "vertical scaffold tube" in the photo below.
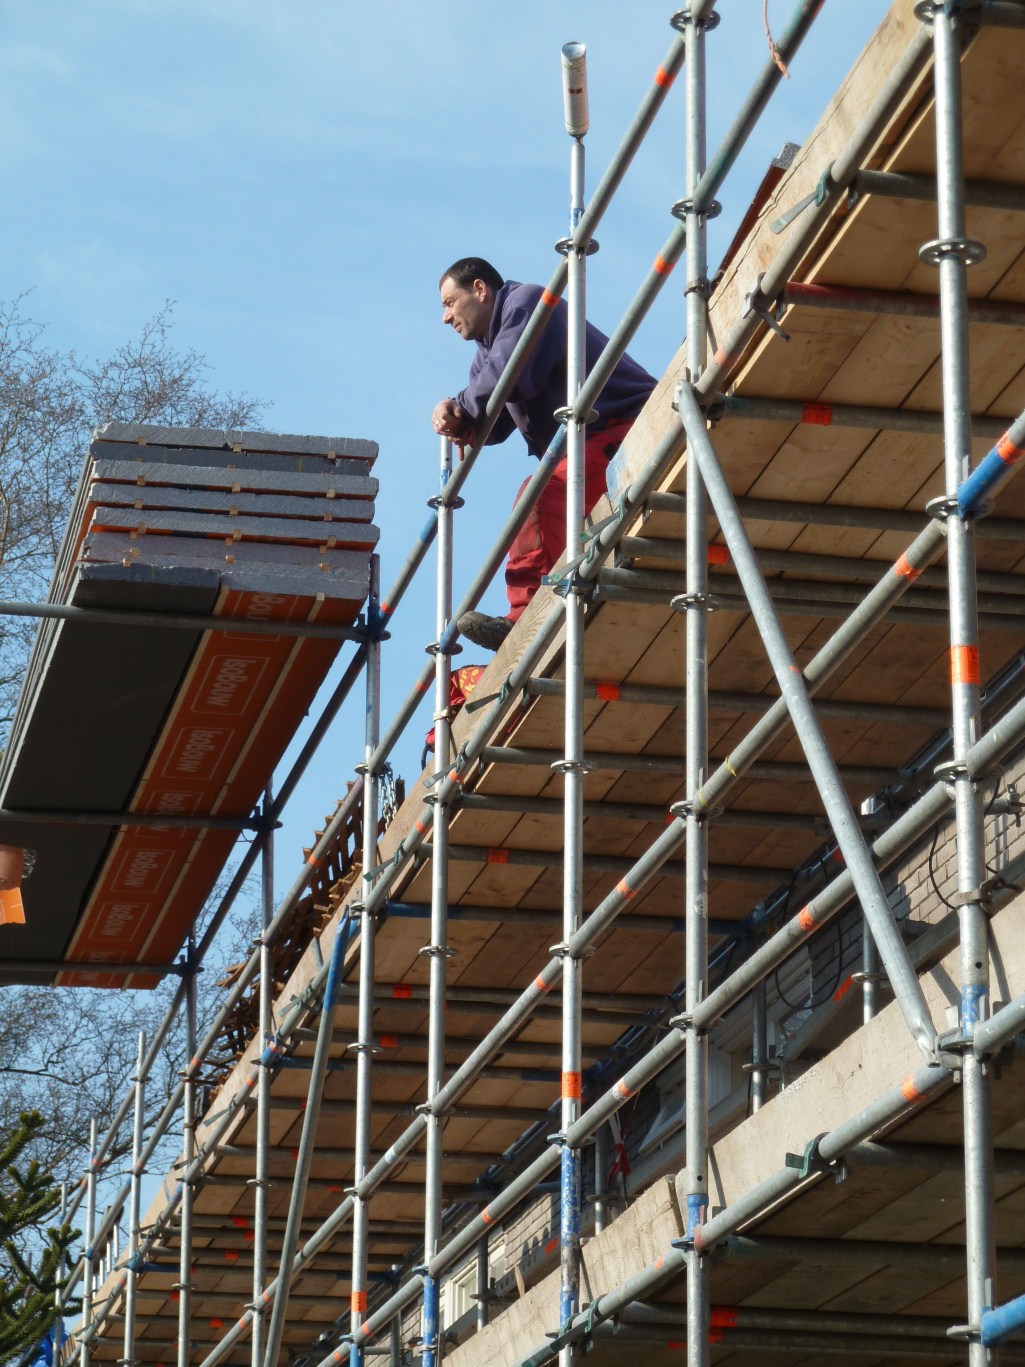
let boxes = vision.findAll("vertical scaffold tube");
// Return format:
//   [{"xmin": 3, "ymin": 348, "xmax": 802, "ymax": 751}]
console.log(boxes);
[
  {"xmin": 177, "ymin": 941, "xmax": 198, "ymax": 1367},
  {"xmin": 750, "ymin": 978, "xmax": 768, "ymax": 1111},
  {"xmin": 351, "ymin": 554, "xmax": 383, "ymax": 1367},
  {"xmin": 79, "ymin": 1118, "xmax": 98, "ymax": 1367},
  {"xmin": 475, "ymin": 1233, "xmax": 490, "ymax": 1332},
  {"xmin": 557, "ymin": 41, "xmax": 589, "ymax": 1366},
  {"xmin": 252, "ymin": 785, "xmax": 274, "ymax": 1367},
  {"xmin": 923, "ymin": 4, "xmax": 994, "ymax": 1359},
  {"xmin": 422, "ymin": 437, "xmax": 457, "ymax": 1367},
  {"xmin": 862, "ymin": 928, "xmax": 880, "ymax": 1024},
  {"xmin": 121, "ymin": 1032, "xmax": 146, "ymax": 1367},
  {"xmin": 680, "ymin": 9, "xmax": 712, "ymax": 1366}
]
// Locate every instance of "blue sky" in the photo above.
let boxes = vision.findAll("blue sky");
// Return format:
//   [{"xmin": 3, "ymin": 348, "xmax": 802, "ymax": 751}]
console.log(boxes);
[{"xmin": 0, "ymin": 2, "xmax": 890, "ymax": 908}]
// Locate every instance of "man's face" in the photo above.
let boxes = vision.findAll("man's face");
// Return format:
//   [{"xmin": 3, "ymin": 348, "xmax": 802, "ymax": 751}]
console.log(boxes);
[{"xmin": 440, "ymin": 276, "xmax": 493, "ymax": 342}]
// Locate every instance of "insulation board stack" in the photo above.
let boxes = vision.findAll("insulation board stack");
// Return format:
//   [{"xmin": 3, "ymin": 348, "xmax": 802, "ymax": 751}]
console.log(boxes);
[{"xmin": 0, "ymin": 422, "xmax": 379, "ymax": 988}]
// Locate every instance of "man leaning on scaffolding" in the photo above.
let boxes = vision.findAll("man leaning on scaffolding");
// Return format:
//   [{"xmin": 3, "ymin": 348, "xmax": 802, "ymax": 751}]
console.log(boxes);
[{"xmin": 433, "ymin": 256, "xmax": 655, "ymax": 651}]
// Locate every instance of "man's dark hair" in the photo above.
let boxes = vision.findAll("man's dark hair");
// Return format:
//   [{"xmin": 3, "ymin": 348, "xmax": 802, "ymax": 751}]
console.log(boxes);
[{"xmin": 440, "ymin": 257, "xmax": 505, "ymax": 292}]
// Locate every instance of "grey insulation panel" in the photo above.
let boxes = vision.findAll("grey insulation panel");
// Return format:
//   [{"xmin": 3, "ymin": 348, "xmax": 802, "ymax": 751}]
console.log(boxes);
[
  {"xmin": 91, "ymin": 459, "xmax": 378, "ymax": 501},
  {"xmin": 93, "ymin": 422, "xmax": 378, "ymax": 461},
  {"xmin": 78, "ymin": 558, "xmax": 372, "ymax": 602},
  {"xmin": 81, "ymin": 529, "xmax": 374, "ymax": 578},
  {"xmin": 86, "ymin": 506, "xmax": 380, "ymax": 548},
  {"xmin": 89, "ymin": 442, "xmax": 371, "ymax": 478},
  {"xmin": 86, "ymin": 483, "xmax": 376, "ymax": 523},
  {"xmin": 0, "ymin": 570, "xmax": 217, "ymax": 979}
]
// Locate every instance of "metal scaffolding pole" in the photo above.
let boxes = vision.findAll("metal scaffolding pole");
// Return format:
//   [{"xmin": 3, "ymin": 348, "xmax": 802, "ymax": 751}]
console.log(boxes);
[
  {"xmin": 677, "ymin": 6, "xmax": 713, "ymax": 1366},
  {"xmin": 79, "ymin": 1119, "xmax": 98, "ymax": 1367},
  {"xmin": 121, "ymin": 1032, "xmax": 146, "ymax": 1367},
  {"xmin": 350, "ymin": 552, "xmax": 383, "ymax": 1367},
  {"xmin": 421, "ymin": 435, "xmax": 457, "ymax": 1367},
  {"xmin": 251, "ymin": 783, "xmax": 274, "ymax": 1367},
  {"xmin": 176, "ymin": 941, "xmax": 198, "ymax": 1367},
  {"xmin": 556, "ymin": 44, "xmax": 589, "ymax": 1367},
  {"xmin": 749, "ymin": 977, "xmax": 768, "ymax": 1111},
  {"xmin": 922, "ymin": 4, "xmax": 995, "ymax": 1361},
  {"xmin": 676, "ymin": 379, "xmax": 938, "ymax": 1061}
]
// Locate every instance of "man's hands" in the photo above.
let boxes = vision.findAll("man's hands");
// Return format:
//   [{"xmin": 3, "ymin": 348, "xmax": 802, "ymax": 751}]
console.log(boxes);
[{"xmin": 432, "ymin": 398, "xmax": 474, "ymax": 441}]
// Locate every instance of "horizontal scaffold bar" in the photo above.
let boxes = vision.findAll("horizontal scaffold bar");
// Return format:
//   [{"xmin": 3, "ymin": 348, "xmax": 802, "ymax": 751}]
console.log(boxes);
[
  {"xmin": 647, "ymin": 488, "xmax": 1025, "ymax": 540},
  {"xmin": 481, "ymin": 745, "xmax": 897, "ymax": 785},
  {"xmin": 721, "ymin": 1234, "xmax": 1025, "ymax": 1274},
  {"xmin": 263, "ymin": 1097, "xmax": 553, "ymax": 1123},
  {"xmin": 384, "ymin": 899, "xmax": 741, "ymax": 937},
  {"xmin": 713, "ymin": 392, "xmax": 1008, "ymax": 438},
  {"xmin": 0, "ymin": 596, "xmax": 373, "ymax": 641},
  {"xmin": 0, "ymin": 805, "xmax": 268, "ymax": 831},
  {"xmin": 523, "ymin": 675, "xmax": 949, "ymax": 727},
  {"xmin": 445, "ymin": 842, "xmax": 784, "ymax": 885},
  {"xmin": 336, "ymin": 982, "xmax": 667, "ymax": 1013},
  {"xmin": 600, "ymin": 564, "xmax": 1025, "ymax": 617},
  {"xmin": 617, "ymin": 536, "xmax": 1025, "ymax": 600},
  {"xmin": 459, "ymin": 791, "xmax": 826, "ymax": 831},
  {"xmin": 785, "ymin": 278, "xmax": 1025, "ymax": 327},
  {"xmin": 855, "ymin": 167, "xmax": 1025, "ymax": 210},
  {"xmin": 215, "ymin": 1142, "xmax": 507, "ymax": 1168}
]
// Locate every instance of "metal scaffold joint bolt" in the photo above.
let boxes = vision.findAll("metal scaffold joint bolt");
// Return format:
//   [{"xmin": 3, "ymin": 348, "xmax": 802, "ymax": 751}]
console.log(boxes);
[
  {"xmin": 671, "ymin": 197, "xmax": 722, "ymax": 222},
  {"xmin": 669, "ymin": 7, "xmax": 721, "ymax": 32},
  {"xmin": 919, "ymin": 235, "xmax": 987, "ymax": 267},
  {"xmin": 554, "ymin": 236, "xmax": 599, "ymax": 257}
]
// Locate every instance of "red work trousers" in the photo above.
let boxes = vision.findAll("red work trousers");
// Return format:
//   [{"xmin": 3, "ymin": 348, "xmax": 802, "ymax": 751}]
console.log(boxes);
[{"xmin": 505, "ymin": 418, "xmax": 635, "ymax": 621}]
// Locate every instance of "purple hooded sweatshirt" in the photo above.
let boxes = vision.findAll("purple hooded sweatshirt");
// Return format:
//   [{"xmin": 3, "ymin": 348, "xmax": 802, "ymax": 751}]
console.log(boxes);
[{"xmin": 455, "ymin": 281, "xmax": 656, "ymax": 457}]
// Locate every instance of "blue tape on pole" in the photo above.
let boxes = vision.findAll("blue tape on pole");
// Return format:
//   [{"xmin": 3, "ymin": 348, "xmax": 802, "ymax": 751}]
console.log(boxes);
[
  {"xmin": 962, "ymin": 983, "xmax": 987, "ymax": 1030},
  {"xmin": 958, "ymin": 449, "xmax": 1008, "ymax": 518},
  {"xmin": 560, "ymin": 1145, "xmax": 581, "ymax": 1326},
  {"xmin": 422, "ymin": 1274, "xmax": 439, "ymax": 1367},
  {"xmin": 686, "ymin": 1192, "xmax": 709, "ymax": 1238},
  {"xmin": 981, "ymin": 1291, "xmax": 1025, "ymax": 1346}
]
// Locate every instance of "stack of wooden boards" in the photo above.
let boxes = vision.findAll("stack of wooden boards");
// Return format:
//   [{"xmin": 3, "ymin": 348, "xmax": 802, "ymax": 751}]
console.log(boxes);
[{"xmin": 0, "ymin": 422, "xmax": 379, "ymax": 988}]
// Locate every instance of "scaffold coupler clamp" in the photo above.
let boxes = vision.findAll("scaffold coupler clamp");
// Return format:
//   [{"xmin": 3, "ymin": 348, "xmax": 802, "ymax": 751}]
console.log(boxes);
[
  {"xmin": 554, "ymin": 234, "xmax": 599, "ymax": 258},
  {"xmin": 743, "ymin": 273, "xmax": 791, "ymax": 342},
  {"xmin": 669, "ymin": 797, "xmax": 707, "ymax": 826},
  {"xmin": 670, "ymin": 590, "xmax": 720, "ymax": 614},
  {"xmin": 548, "ymin": 937, "xmax": 595, "ymax": 961},
  {"xmin": 784, "ymin": 1131, "xmax": 846, "ymax": 1185},
  {"xmin": 427, "ymin": 489, "xmax": 464, "ymax": 512},
  {"xmin": 670, "ymin": 7, "xmax": 721, "ymax": 32},
  {"xmin": 671, "ymin": 193, "xmax": 722, "ymax": 227}
]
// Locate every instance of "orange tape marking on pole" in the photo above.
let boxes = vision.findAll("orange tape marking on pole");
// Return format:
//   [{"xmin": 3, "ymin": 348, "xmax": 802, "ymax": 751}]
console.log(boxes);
[
  {"xmin": 393, "ymin": 983, "xmax": 414, "ymax": 999},
  {"xmin": 950, "ymin": 645, "xmax": 980, "ymax": 685},
  {"xmin": 707, "ymin": 543, "xmax": 730, "ymax": 565},
  {"xmin": 654, "ymin": 253, "xmax": 675, "ymax": 277},
  {"xmin": 798, "ymin": 907, "xmax": 816, "ymax": 933},
  {"xmin": 710, "ymin": 1307, "xmax": 739, "ymax": 1329},
  {"xmin": 901, "ymin": 1074, "xmax": 925, "ymax": 1103},
  {"xmin": 487, "ymin": 846, "xmax": 510, "ymax": 865},
  {"xmin": 613, "ymin": 1078, "xmax": 637, "ymax": 1100},
  {"xmin": 833, "ymin": 976, "xmax": 854, "ymax": 1003},
  {"xmin": 894, "ymin": 553, "xmax": 923, "ymax": 580},
  {"xmin": 351, "ymin": 1291, "xmax": 367, "ymax": 1314},
  {"xmin": 535, "ymin": 974, "xmax": 552, "ymax": 993},
  {"xmin": 997, "ymin": 433, "xmax": 1025, "ymax": 465},
  {"xmin": 542, "ymin": 289, "xmax": 562, "ymax": 308},
  {"xmin": 481, "ymin": 1205, "xmax": 496, "ymax": 1225},
  {"xmin": 654, "ymin": 65, "xmax": 676, "ymax": 88},
  {"xmin": 595, "ymin": 681, "xmax": 621, "ymax": 701},
  {"xmin": 713, "ymin": 347, "xmax": 736, "ymax": 370},
  {"xmin": 562, "ymin": 1071, "xmax": 582, "ymax": 1100},
  {"xmin": 616, "ymin": 879, "xmax": 637, "ymax": 900}
]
